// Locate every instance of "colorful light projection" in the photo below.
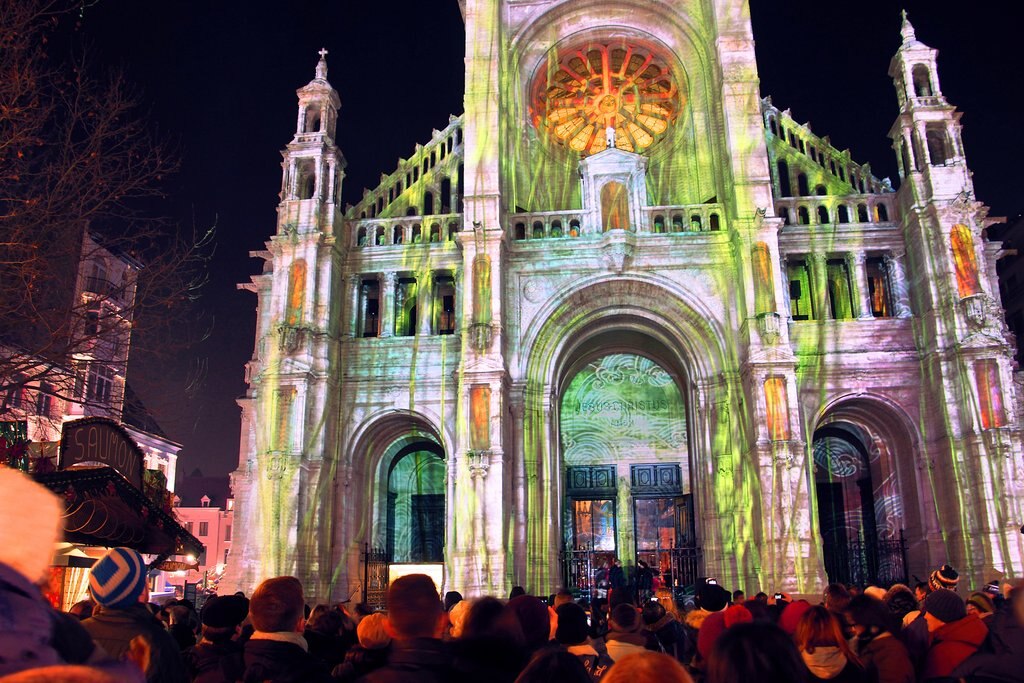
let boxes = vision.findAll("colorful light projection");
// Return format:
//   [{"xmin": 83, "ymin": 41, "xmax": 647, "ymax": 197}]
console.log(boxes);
[
  {"xmin": 752, "ymin": 242, "xmax": 776, "ymax": 315},
  {"xmin": 531, "ymin": 42, "xmax": 682, "ymax": 155},
  {"xmin": 764, "ymin": 377, "xmax": 790, "ymax": 441},
  {"xmin": 974, "ymin": 359, "xmax": 1006, "ymax": 430},
  {"xmin": 285, "ymin": 260, "xmax": 306, "ymax": 326},
  {"xmin": 469, "ymin": 384, "xmax": 491, "ymax": 451},
  {"xmin": 387, "ymin": 450, "xmax": 446, "ymax": 562},
  {"xmin": 600, "ymin": 182, "xmax": 630, "ymax": 231},
  {"xmin": 950, "ymin": 223, "xmax": 981, "ymax": 298}
]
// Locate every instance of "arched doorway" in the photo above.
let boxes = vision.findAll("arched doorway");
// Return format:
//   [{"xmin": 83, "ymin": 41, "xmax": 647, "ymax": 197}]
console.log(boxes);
[
  {"xmin": 559, "ymin": 351, "xmax": 697, "ymax": 599},
  {"xmin": 812, "ymin": 410, "xmax": 911, "ymax": 586},
  {"xmin": 386, "ymin": 441, "xmax": 445, "ymax": 563}
]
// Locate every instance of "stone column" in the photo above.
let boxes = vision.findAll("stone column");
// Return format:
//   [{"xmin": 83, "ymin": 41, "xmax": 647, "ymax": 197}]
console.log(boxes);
[
  {"xmin": 418, "ymin": 271, "xmax": 434, "ymax": 336},
  {"xmin": 885, "ymin": 251, "xmax": 913, "ymax": 318},
  {"xmin": 379, "ymin": 272, "xmax": 396, "ymax": 337},
  {"xmin": 453, "ymin": 266, "xmax": 464, "ymax": 335},
  {"xmin": 808, "ymin": 252, "xmax": 828, "ymax": 320},
  {"xmin": 848, "ymin": 252, "xmax": 874, "ymax": 319},
  {"xmin": 779, "ymin": 254, "xmax": 792, "ymax": 318},
  {"xmin": 347, "ymin": 274, "xmax": 360, "ymax": 338}
]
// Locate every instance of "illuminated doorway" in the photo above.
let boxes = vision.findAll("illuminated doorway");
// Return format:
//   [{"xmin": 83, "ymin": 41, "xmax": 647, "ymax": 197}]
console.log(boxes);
[{"xmin": 386, "ymin": 443, "xmax": 445, "ymax": 563}]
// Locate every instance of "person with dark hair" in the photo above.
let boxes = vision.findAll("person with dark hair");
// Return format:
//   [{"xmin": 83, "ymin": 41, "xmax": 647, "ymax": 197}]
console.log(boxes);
[
  {"xmin": 879, "ymin": 584, "xmax": 918, "ymax": 625},
  {"xmin": 242, "ymin": 576, "xmax": 331, "ymax": 683},
  {"xmin": 509, "ymin": 586, "xmax": 527, "ymax": 600},
  {"xmin": 953, "ymin": 579, "xmax": 1024, "ymax": 682},
  {"xmin": 605, "ymin": 603, "xmax": 658, "ymax": 662},
  {"xmin": 356, "ymin": 574, "xmax": 452, "ymax": 682},
  {"xmin": 556, "ymin": 602, "xmax": 613, "ymax": 680},
  {"xmin": 706, "ymin": 621, "xmax": 807, "ymax": 683},
  {"xmin": 793, "ymin": 605, "xmax": 867, "ymax": 682},
  {"xmin": 514, "ymin": 648, "xmax": 592, "ymax": 683},
  {"xmin": 444, "ymin": 591, "xmax": 464, "ymax": 613},
  {"xmin": 450, "ymin": 596, "xmax": 529, "ymax": 682},
  {"xmin": 183, "ymin": 594, "xmax": 249, "ymax": 683},
  {"xmin": 919, "ymin": 588, "xmax": 987, "ymax": 680},
  {"xmin": 641, "ymin": 600, "xmax": 688, "ymax": 663},
  {"xmin": 589, "ymin": 597, "xmax": 610, "ymax": 640},
  {"xmin": 507, "ymin": 595, "xmax": 554, "ymax": 654},
  {"xmin": 304, "ymin": 604, "xmax": 353, "ymax": 670},
  {"xmin": 843, "ymin": 595, "xmax": 913, "ymax": 683},
  {"xmin": 823, "ymin": 583, "xmax": 852, "ymax": 616},
  {"xmin": 332, "ymin": 613, "xmax": 391, "ymax": 683}
]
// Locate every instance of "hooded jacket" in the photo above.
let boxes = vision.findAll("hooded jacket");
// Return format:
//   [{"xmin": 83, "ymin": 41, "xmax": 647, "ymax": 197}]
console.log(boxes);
[
  {"xmin": 801, "ymin": 646, "xmax": 868, "ymax": 682},
  {"xmin": 81, "ymin": 603, "xmax": 187, "ymax": 683},
  {"xmin": 952, "ymin": 608, "xmax": 1024, "ymax": 682},
  {"xmin": 921, "ymin": 613, "xmax": 988, "ymax": 680},
  {"xmin": 855, "ymin": 632, "xmax": 914, "ymax": 683},
  {"xmin": 242, "ymin": 632, "xmax": 332, "ymax": 683}
]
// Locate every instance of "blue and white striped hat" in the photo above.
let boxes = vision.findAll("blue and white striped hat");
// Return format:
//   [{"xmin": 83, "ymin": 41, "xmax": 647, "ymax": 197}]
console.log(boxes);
[{"xmin": 88, "ymin": 547, "xmax": 147, "ymax": 609}]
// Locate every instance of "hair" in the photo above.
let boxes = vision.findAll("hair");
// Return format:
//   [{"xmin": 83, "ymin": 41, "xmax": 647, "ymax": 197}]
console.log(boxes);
[
  {"xmin": 794, "ymin": 605, "xmax": 857, "ymax": 663},
  {"xmin": 845, "ymin": 594, "xmax": 898, "ymax": 640},
  {"xmin": 444, "ymin": 591, "xmax": 464, "ymax": 612},
  {"xmin": 642, "ymin": 600, "xmax": 667, "ymax": 626},
  {"xmin": 553, "ymin": 589, "xmax": 574, "ymax": 608},
  {"xmin": 655, "ymin": 587, "xmax": 682, "ymax": 620},
  {"xmin": 732, "ymin": 590, "xmax": 745, "ymax": 602},
  {"xmin": 306, "ymin": 604, "xmax": 345, "ymax": 635},
  {"xmin": 823, "ymin": 583, "xmax": 852, "ymax": 613},
  {"xmin": 461, "ymin": 596, "xmax": 526, "ymax": 650},
  {"xmin": 754, "ymin": 592, "xmax": 769, "ymax": 602},
  {"xmin": 356, "ymin": 612, "xmax": 391, "ymax": 649},
  {"xmin": 200, "ymin": 624, "xmax": 237, "ymax": 645},
  {"xmin": 509, "ymin": 586, "xmax": 526, "ymax": 600},
  {"xmin": 249, "ymin": 576, "xmax": 305, "ymax": 633},
  {"xmin": 706, "ymin": 622, "xmax": 807, "ymax": 683},
  {"xmin": 914, "ymin": 581, "xmax": 930, "ymax": 596},
  {"xmin": 515, "ymin": 648, "xmax": 593, "ymax": 683},
  {"xmin": 386, "ymin": 574, "xmax": 443, "ymax": 638},
  {"xmin": 603, "ymin": 651, "xmax": 693, "ymax": 683}
]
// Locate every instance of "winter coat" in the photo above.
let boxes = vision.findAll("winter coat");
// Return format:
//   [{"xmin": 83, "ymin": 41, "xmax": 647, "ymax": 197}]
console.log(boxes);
[
  {"xmin": 332, "ymin": 644, "xmax": 389, "ymax": 683},
  {"xmin": 566, "ymin": 643, "xmax": 614, "ymax": 681},
  {"xmin": 242, "ymin": 633, "xmax": 332, "ymax": 683},
  {"xmin": 605, "ymin": 630, "xmax": 651, "ymax": 662},
  {"xmin": 354, "ymin": 637, "xmax": 456, "ymax": 683},
  {"xmin": 645, "ymin": 612, "xmax": 690, "ymax": 662},
  {"xmin": 921, "ymin": 613, "xmax": 988, "ymax": 680},
  {"xmin": 0, "ymin": 562, "xmax": 66, "ymax": 675},
  {"xmin": 952, "ymin": 608, "xmax": 1024, "ymax": 682},
  {"xmin": 82, "ymin": 603, "xmax": 187, "ymax": 683},
  {"xmin": 855, "ymin": 633, "xmax": 914, "ymax": 683},
  {"xmin": 183, "ymin": 639, "xmax": 245, "ymax": 683},
  {"xmin": 450, "ymin": 634, "xmax": 528, "ymax": 683},
  {"xmin": 800, "ymin": 646, "xmax": 869, "ymax": 682}
]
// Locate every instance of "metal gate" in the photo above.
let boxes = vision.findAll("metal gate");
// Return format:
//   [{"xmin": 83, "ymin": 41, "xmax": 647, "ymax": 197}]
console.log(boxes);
[
  {"xmin": 822, "ymin": 529, "xmax": 909, "ymax": 587},
  {"xmin": 362, "ymin": 544, "xmax": 389, "ymax": 611}
]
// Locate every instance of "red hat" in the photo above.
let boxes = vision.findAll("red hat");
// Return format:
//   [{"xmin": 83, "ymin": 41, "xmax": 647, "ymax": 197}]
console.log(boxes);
[
  {"xmin": 697, "ymin": 610, "xmax": 727, "ymax": 661},
  {"xmin": 779, "ymin": 599, "xmax": 812, "ymax": 635},
  {"xmin": 724, "ymin": 604, "xmax": 753, "ymax": 628}
]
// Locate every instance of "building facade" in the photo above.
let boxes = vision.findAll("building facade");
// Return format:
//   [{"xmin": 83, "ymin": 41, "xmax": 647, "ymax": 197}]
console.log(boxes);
[{"xmin": 227, "ymin": 3, "xmax": 1024, "ymax": 601}]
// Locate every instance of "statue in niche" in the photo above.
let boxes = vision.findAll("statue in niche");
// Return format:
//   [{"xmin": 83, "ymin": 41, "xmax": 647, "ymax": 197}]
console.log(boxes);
[{"xmin": 606, "ymin": 125, "xmax": 616, "ymax": 149}]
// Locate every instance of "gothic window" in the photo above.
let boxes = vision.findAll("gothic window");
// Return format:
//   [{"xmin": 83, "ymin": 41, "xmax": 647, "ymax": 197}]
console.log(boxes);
[
  {"xmin": 395, "ymin": 278, "xmax": 417, "ymax": 337},
  {"xmin": 392, "ymin": 226, "xmax": 404, "ymax": 245},
  {"xmin": 826, "ymin": 259, "xmax": 855, "ymax": 320},
  {"xmin": 837, "ymin": 166, "xmax": 845, "ymax": 182},
  {"xmin": 797, "ymin": 173, "xmax": 810, "ymax": 197},
  {"xmin": 406, "ymin": 206, "xmax": 418, "ymax": 216},
  {"xmin": 874, "ymin": 203, "xmax": 889, "ymax": 222},
  {"xmin": 285, "ymin": 260, "xmax": 306, "ymax": 326},
  {"xmin": 912, "ymin": 64, "xmax": 933, "ymax": 97},
  {"xmin": 769, "ymin": 117, "xmax": 778, "ymax": 136},
  {"xmin": 422, "ymin": 158, "xmax": 429, "ymax": 175},
  {"xmin": 376, "ymin": 196, "xmax": 384, "ymax": 216},
  {"xmin": 671, "ymin": 214, "xmax": 684, "ymax": 232},
  {"xmin": 787, "ymin": 260, "xmax": 815, "ymax": 320},
  {"xmin": 798, "ymin": 139, "xmax": 806, "ymax": 154},
  {"xmin": 375, "ymin": 226, "xmax": 386, "ymax": 245},
  {"xmin": 304, "ymin": 104, "xmax": 321, "ymax": 133},
  {"xmin": 815, "ymin": 184, "xmax": 827, "ymax": 196},
  {"xmin": 600, "ymin": 182, "xmax": 630, "ymax": 231},
  {"xmin": 551, "ymin": 220, "xmax": 563, "ymax": 238},
  {"xmin": 411, "ymin": 225, "xmax": 422, "ymax": 243},
  {"xmin": 788, "ymin": 132, "xmax": 798, "ymax": 148},
  {"xmin": 569, "ymin": 219, "xmax": 580, "ymax": 237},
  {"xmin": 429, "ymin": 224, "xmax": 441, "ymax": 242},
  {"xmin": 440, "ymin": 178, "xmax": 451, "ymax": 213},
  {"xmin": 360, "ymin": 279, "xmax": 380, "ymax": 337},
  {"xmin": 433, "ymin": 276, "xmax": 456, "ymax": 335},
  {"xmin": 865, "ymin": 257, "xmax": 892, "ymax": 317},
  {"xmin": 430, "ymin": 150, "xmax": 436, "ymax": 168},
  {"xmin": 926, "ymin": 125, "xmax": 949, "ymax": 165},
  {"xmin": 777, "ymin": 160, "xmax": 791, "ymax": 197},
  {"xmin": 689, "ymin": 214, "xmax": 702, "ymax": 231}
]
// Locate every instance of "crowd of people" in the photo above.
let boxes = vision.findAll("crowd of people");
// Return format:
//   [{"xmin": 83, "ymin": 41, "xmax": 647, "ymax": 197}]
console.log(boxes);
[{"xmin": 2, "ymin": 466, "xmax": 1023, "ymax": 682}]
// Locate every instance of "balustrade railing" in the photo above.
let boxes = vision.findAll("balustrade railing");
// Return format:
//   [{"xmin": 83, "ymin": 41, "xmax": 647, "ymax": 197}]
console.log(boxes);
[
  {"xmin": 774, "ymin": 193, "xmax": 896, "ymax": 227},
  {"xmin": 350, "ymin": 214, "xmax": 463, "ymax": 248}
]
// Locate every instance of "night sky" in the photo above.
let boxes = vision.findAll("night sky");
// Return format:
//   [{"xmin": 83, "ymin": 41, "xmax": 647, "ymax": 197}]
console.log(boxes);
[{"xmin": 75, "ymin": 1, "xmax": 1023, "ymax": 479}]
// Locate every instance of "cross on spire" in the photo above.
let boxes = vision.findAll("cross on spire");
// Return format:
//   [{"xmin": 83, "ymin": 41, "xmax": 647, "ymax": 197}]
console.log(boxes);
[
  {"xmin": 315, "ymin": 48, "xmax": 328, "ymax": 79},
  {"xmin": 318, "ymin": 47, "xmax": 328, "ymax": 59}
]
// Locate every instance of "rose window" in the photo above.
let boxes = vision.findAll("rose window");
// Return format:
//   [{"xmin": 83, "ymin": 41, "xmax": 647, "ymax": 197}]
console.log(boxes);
[{"xmin": 531, "ymin": 43, "xmax": 682, "ymax": 155}]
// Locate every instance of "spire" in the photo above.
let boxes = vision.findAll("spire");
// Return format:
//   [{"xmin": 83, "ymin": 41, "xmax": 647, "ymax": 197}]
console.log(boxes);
[
  {"xmin": 900, "ymin": 10, "xmax": 918, "ymax": 45},
  {"xmin": 315, "ymin": 47, "xmax": 328, "ymax": 80}
]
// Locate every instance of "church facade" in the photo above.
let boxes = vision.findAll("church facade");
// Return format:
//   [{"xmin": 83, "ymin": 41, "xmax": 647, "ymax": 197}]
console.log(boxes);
[{"xmin": 225, "ymin": 2, "xmax": 1024, "ymax": 601}]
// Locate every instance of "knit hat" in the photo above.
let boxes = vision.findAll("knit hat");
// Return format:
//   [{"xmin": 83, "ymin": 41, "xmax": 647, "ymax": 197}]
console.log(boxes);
[
  {"xmin": 723, "ymin": 604, "xmax": 753, "ymax": 628},
  {"xmin": 201, "ymin": 594, "xmax": 250, "ymax": 628},
  {"xmin": 555, "ymin": 602, "xmax": 589, "ymax": 645},
  {"xmin": 966, "ymin": 592, "xmax": 994, "ymax": 615},
  {"xmin": 779, "ymin": 599, "xmax": 813, "ymax": 635},
  {"xmin": 929, "ymin": 564, "xmax": 960, "ymax": 592},
  {"xmin": 89, "ymin": 547, "xmax": 148, "ymax": 609},
  {"xmin": 923, "ymin": 588, "xmax": 966, "ymax": 624},
  {"xmin": 609, "ymin": 603, "xmax": 641, "ymax": 633},
  {"xmin": 0, "ymin": 466, "xmax": 63, "ymax": 583},
  {"xmin": 697, "ymin": 583, "xmax": 730, "ymax": 612}
]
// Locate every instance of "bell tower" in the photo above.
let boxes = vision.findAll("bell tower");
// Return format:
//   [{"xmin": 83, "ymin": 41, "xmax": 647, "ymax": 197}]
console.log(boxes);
[
  {"xmin": 889, "ymin": 13, "xmax": 1024, "ymax": 584},
  {"xmin": 227, "ymin": 50, "xmax": 346, "ymax": 597}
]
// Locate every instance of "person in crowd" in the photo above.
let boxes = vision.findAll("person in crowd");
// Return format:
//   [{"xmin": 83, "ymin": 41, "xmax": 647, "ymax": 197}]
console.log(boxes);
[
  {"xmin": 914, "ymin": 582, "xmax": 931, "ymax": 604},
  {"xmin": 0, "ymin": 467, "xmax": 142, "ymax": 681},
  {"xmin": 556, "ymin": 602, "xmax": 613, "ymax": 681},
  {"xmin": 929, "ymin": 564, "xmax": 960, "ymax": 593},
  {"xmin": 303, "ymin": 604, "xmax": 352, "ymax": 670},
  {"xmin": 919, "ymin": 588, "xmax": 987, "ymax": 680},
  {"xmin": 356, "ymin": 574, "xmax": 452, "ymax": 682},
  {"xmin": 69, "ymin": 600, "xmax": 96, "ymax": 621},
  {"xmin": 608, "ymin": 559, "xmax": 626, "ymax": 606},
  {"xmin": 589, "ymin": 596, "xmax": 610, "ymax": 640},
  {"xmin": 444, "ymin": 591, "xmax": 463, "ymax": 613},
  {"xmin": 447, "ymin": 598, "xmax": 471, "ymax": 639},
  {"xmin": 732, "ymin": 590, "xmax": 745, "ymax": 604},
  {"xmin": 509, "ymin": 586, "xmax": 527, "ymax": 600},
  {"xmin": 450, "ymin": 595, "xmax": 529, "ymax": 682},
  {"xmin": 332, "ymin": 612, "xmax": 391, "ymax": 683},
  {"xmin": 641, "ymin": 600, "xmax": 688, "ymax": 663},
  {"xmin": 965, "ymin": 591, "xmax": 995, "ymax": 620},
  {"xmin": 706, "ymin": 621, "xmax": 808, "ymax": 683},
  {"xmin": 241, "ymin": 576, "xmax": 330, "ymax": 683},
  {"xmin": 778, "ymin": 599, "xmax": 813, "ymax": 637},
  {"xmin": 953, "ymin": 579, "xmax": 1024, "ymax": 682},
  {"xmin": 823, "ymin": 583, "xmax": 852, "ymax": 616},
  {"xmin": 182, "ymin": 594, "xmax": 249, "ymax": 683},
  {"xmin": 843, "ymin": 594, "xmax": 913, "ymax": 683},
  {"xmin": 654, "ymin": 588, "xmax": 682, "ymax": 621},
  {"xmin": 793, "ymin": 605, "xmax": 867, "ymax": 682},
  {"xmin": 82, "ymin": 547, "xmax": 187, "ymax": 683},
  {"xmin": 635, "ymin": 560, "xmax": 653, "ymax": 602},
  {"xmin": 552, "ymin": 589, "xmax": 574, "ymax": 609},
  {"xmin": 880, "ymin": 584, "xmax": 918, "ymax": 625},
  {"xmin": 605, "ymin": 603, "xmax": 657, "ymax": 662},
  {"xmin": 602, "ymin": 651, "xmax": 693, "ymax": 683},
  {"xmin": 754, "ymin": 592, "xmax": 770, "ymax": 603},
  {"xmin": 695, "ymin": 603, "xmax": 753, "ymax": 674},
  {"xmin": 165, "ymin": 602, "xmax": 199, "ymax": 651},
  {"xmin": 685, "ymin": 582, "xmax": 729, "ymax": 640},
  {"xmin": 507, "ymin": 594, "xmax": 555, "ymax": 655},
  {"xmin": 513, "ymin": 648, "xmax": 592, "ymax": 683}
]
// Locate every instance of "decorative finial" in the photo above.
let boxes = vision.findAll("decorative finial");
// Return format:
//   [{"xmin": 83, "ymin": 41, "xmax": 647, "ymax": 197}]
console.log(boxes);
[
  {"xmin": 315, "ymin": 47, "xmax": 328, "ymax": 79},
  {"xmin": 900, "ymin": 10, "xmax": 916, "ymax": 43}
]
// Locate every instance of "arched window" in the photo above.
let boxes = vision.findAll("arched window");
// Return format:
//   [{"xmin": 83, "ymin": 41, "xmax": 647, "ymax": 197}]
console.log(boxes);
[
  {"xmin": 600, "ymin": 182, "xmax": 630, "ymax": 231},
  {"xmin": 447, "ymin": 222, "xmax": 459, "ymax": 241},
  {"xmin": 304, "ymin": 105, "xmax": 321, "ymax": 133},
  {"xmin": 376, "ymin": 196, "xmax": 384, "ymax": 216},
  {"xmin": 798, "ymin": 206, "xmax": 810, "ymax": 225},
  {"xmin": 357, "ymin": 227, "xmax": 368, "ymax": 246},
  {"xmin": 422, "ymin": 158, "xmax": 429, "ymax": 175},
  {"xmin": 393, "ymin": 226, "xmax": 404, "ymax": 245},
  {"xmin": 430, "ymin": 150, "xmax": 436, "ymax": 168},
  {"xmin": 551, "ymin": 220, "xmax": 563, "ymax": 238},
  {"xmin": 412, "ymin": 225, "xmax": 422, "ymax": 243},
  {"xmin": 375, "ymin": 226, "xmax": 386, "ymax": 245},
  {"xmin": 769, "ymin": 117, "xmax": 779, "ymax": 136},
  {"xmin": 532, "ymin": 221, "xmax": 544, "ymax": 239},
  {"xmin": 797, "ymin": 173, "xmax": 810, "ymax": 197},
  {"xmin": 455, "ymin": 128, "xmax": 463, "ymax": 145},
  {"xmin": 424, "ymin": 191, "xmax": 434, "ymax": 216},
  {"xmin": 296, "ymin": 159, "xmax": 316, "ymax": 200},
  {"xmin": 671, "ymin": 214, "xmax": 684, "ymax": 232},
  {"xmin": 912, "ymin": 64, "xmax": 932, "ymax": 97},
  {"xmin": 456, "ymin": 164, "xmax": 464, "ymax": 213},
  {"xmin": 690, "ymin": 214, "xmax": 702, "ymax": 231},
  {"xmin": 569, "ymin": 219, "xmax": 580, "ymax": 237},
  {"xmin": 429, "ymin": 224, "xmax": 441, "ymax": 242},
  {"xmin": 709, "ymin": 213, "xmax": 721, "ymax": 231},
  {"xmin": 514, "ymin": 222, "xmax": 526, "ymax": 240},
  {"xmin": 440, "ymin": 177, "xmax": 452, "ymax": 213},
  {"xmin": 837, "ymin": 205, "xmax": 850, "ymax": 224},
  {"xmin": 857, "ymin": 204, "xmax": 869, "ymax": 223},
  {"xmin": 406, "ymin": 206, "xmax": 418, "ymax": 216},
  {"xmin": 815, "ymin": 184, "xmax": 827, "ymax": 196},
  {"xmin": 777, "ymin": 160, "xmax": 791, "ymax": 197},
  {"xmin": 875, "ymin": 204, "xmax": 889, "ymax": 222},
  {"xmin": 926, "ymin": 126, "xmax": 948, "ymax": 165},
  {"xmin": 779, "ymin": 208, "xmax": 790, "ymax": 226},
  {"xmin": 653, "ymin": 215, "xmax": 666, "ymax": 233},
  {"xmin": 817, "ymin": 206, "xmax": 829, "ymax": 224}
]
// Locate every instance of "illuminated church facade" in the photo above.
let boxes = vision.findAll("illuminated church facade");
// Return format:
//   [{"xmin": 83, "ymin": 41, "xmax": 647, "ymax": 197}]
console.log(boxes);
[{"xmin": 226, "ymin": 2, "xmax": 1024, "ymax": 600}]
